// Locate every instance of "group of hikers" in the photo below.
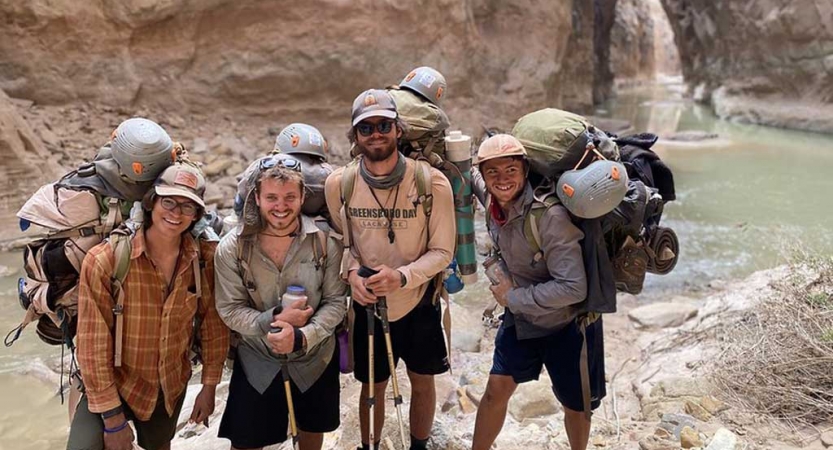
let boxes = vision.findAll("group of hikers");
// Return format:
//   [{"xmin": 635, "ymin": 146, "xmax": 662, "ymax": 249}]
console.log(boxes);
[{"xmin": 10, "ymin": 65, "xmax": 679, "ymax": 450}]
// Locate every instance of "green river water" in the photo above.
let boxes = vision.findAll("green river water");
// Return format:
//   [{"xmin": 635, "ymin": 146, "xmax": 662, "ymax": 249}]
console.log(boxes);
[{"xmin": 1, "ymin": 80, "xmax": 831, "ymax": 449}]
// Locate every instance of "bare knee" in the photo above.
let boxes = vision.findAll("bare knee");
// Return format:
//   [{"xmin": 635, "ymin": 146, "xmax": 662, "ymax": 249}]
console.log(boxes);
[
  {"xmin": 482, "ymin": 375, "xmax": 517, "ymax": 405},
  {"xmin": 407, "ymin": 371, "xmax": 434, "ymax": 393}
]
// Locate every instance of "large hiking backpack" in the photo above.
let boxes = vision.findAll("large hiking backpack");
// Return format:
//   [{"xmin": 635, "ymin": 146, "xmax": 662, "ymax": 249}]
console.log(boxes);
[
  {"xmin": 387, "ymin": 87, "xmax": 450, "ymax": 164},
  {"xmin": 510, "ymin": 109, "xmax": 678, "ymax": 302},
  {"xmin": 4, "ymin": 143, "xmax": 193, "ymax": 348}
]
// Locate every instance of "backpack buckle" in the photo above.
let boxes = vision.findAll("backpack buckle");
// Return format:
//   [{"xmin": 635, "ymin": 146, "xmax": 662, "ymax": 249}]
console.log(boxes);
[
  {"xmin": 78, "ymin": 227, "xmax": 97, "ymax": 237},
  {"xmin": 112, "ymin": 304, "xmax": 123, "ymax": 316}
]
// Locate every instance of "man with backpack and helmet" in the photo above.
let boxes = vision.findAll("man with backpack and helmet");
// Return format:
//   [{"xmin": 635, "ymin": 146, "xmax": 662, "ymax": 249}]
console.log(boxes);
[
  {"xmin": 214, "ymin": 153, "xmax": 347, "ymax": 450},
  {"xmin": 471, "ymin": 134, "xmax": 605, "ymax": 450},
  {"xmin": 68, "ymin": 162, "xmax": 229, "ymax": 450},
  {"xmin": 325, "ymin": 88, "xmax": 456, "ymax": 450}
]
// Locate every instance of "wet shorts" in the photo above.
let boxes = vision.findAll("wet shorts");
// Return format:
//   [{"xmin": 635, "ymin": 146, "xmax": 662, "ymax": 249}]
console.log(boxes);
[
  {"xmin": 352, "ymin": 284, "xmax": 449, "ymax": 384},
  {"xmin": 218, "ymin": 344, "xmax": 341, "ymax": 449},
  {"xmin": 491, "ymin": 317, "xmax": 606, "ymax": 412},
  {"xmin": 67, "ymin": 389, "xmax": 186, "ymax": 450}
]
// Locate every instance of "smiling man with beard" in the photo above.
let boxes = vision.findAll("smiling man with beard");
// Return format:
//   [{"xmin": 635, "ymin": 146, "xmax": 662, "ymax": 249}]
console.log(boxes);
[
  {"xmin": 325, "ymin": 89, "xmax": 455, "ymax": 450},
  {"xmin": 214, "ymin": 156, "xmax": 347, "ymax": 450},
  {"xmin": 471, "ymin": 135, "xmax": 604, "ymax": 450}
]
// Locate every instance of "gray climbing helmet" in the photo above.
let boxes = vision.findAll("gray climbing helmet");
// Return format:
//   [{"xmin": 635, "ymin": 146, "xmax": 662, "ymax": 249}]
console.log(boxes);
[
  {"xmin": 400, "ymin": 66, "xmax": 447, "ymax": 106},
  {"xmin": 556, "ymin": 160, "xmax": 629, "ymax": 219},
  {"xmin": 110, "ymin": 118, "xmax": 174, "ymax": 182},
  {"xmin": 273, "ymin": 123, "xmax": 328, "ymax": 161}
]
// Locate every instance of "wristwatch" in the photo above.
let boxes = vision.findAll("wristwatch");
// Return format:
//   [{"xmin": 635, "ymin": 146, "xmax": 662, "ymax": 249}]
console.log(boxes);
[
  {"xmin": 399, "ymin": 270, "xmax": 407, "ymax": 288},
  {"xmin": 101, "ymin": 405, "xmax": 124, "ymax": 419}
]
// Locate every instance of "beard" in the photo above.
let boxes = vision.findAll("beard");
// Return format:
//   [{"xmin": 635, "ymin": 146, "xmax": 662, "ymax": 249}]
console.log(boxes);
[{"xmin": 360, "ymin": 138, "xmax": 398, "ymax": 162}]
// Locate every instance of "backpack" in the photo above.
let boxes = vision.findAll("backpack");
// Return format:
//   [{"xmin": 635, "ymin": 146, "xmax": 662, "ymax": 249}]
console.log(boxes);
[
  {"xmin": 386, "ymin": 87, "xmax": 450, "ymax": 164},
  {"xmin": 5, "ymin": 143, "xmax": 191, "ymax": 349}
]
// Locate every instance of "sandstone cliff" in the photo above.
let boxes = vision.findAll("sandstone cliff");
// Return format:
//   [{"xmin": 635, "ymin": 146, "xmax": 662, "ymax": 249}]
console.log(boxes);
[
  {"xmin": 661, "ymin": 0, "xmax": 833, "ymax": 132},
  {"xmin": 610, "ymin": 0, "xmax": 680, "ymax": 84},
  {"xmin": 0, "ymin": 0, "xmax": 620, "ymax": 135}
]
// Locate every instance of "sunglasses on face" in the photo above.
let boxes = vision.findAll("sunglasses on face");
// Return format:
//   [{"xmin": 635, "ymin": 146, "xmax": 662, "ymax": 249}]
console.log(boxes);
[
  {"xmin": 356, "ymin": 120, "xmax": 395, "ymax": 137},
  {"xmin": 159, "ymin": 197, "xmax": 199, "ymax": 217},
  {"xmin": 260, "ymin": 156, "xmax": 302, "ymax": 172}
]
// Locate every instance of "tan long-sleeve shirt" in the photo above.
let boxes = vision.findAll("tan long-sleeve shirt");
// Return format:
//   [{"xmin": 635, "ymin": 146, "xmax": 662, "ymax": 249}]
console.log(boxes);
[{"xmin": 325, "ymin": 157, "xmax": 456, "ymax": 321}]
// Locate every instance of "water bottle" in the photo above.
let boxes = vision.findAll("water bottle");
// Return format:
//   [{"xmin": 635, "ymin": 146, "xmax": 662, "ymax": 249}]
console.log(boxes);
[
  {"xmin": 443, "ymin": 259, "xmax": 465, "ymax": 294},
  {"xmin": 281, "ymin": 285, "xmax": 307, "ymax": 309}
]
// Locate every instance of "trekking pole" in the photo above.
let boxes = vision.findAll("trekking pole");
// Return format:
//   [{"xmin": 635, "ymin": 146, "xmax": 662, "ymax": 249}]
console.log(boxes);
[
  {"xmin": 271, "ymin": 327, "xmax": 300, "ymax": 450},
  {"xmin": 377, "ymin": 297, "xmax": 408, "ymax": 449},
  {"xmin": 367, "ymin": 305, "xmax": 376, "ymax": 446}
]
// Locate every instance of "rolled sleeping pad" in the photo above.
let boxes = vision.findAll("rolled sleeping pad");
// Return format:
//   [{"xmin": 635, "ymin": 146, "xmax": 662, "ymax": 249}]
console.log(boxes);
[
  {"xmin": 647, "ymin": 226, "xmax": 679, "ymax": 275},
  {"xmin": 444, "ymin": 131, "xmax": 477, "ymax": 285}
]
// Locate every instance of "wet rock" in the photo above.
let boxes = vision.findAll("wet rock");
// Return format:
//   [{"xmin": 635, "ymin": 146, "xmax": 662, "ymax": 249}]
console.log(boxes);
[
  {"xmin": 705, "ymin": 428, "xmax": 738, "ymax": 450},
  {"xmin": 680, "ymin": 426, "xmax": 703, "ymax": 448},
  {"xmin": 628, "ymin": 302, "xmax": 698, "ymax": 328}
]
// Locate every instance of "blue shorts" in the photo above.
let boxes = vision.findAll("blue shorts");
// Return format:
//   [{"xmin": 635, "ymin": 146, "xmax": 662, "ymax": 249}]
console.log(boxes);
[{"xmin": 491, "ymin": 317, "xmax": 606, "ymax": 412}]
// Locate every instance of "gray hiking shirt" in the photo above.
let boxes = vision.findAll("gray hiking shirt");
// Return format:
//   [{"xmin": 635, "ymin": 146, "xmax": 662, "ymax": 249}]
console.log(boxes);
[
  {"xmin": 214, "ymin": 215, "xmax": 347, "ymax": 393},
  {"xmin": 488, "ymin": 184, "xmax": 588, "ymax": 339}
]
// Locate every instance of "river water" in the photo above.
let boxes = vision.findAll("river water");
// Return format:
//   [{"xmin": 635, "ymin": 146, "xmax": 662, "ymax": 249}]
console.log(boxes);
[{"xmin": 1, "ymin": 80, "xmax": 832, "ymax": 449}]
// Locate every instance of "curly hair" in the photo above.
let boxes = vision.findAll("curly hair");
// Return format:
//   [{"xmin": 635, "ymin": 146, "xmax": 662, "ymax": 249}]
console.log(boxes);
[{"xmin": 255, "ymin": 165, "xmax": 305, "ymax": 196}]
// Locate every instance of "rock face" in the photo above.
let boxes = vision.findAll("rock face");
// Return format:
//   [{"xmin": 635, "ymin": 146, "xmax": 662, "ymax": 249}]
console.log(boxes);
[
  {"xmin": 661, "ymin": 0, "xmax": 833, "ymax": 132},
  {"xmin": 0, "ymin": 0, "xmax": 620, "ymax": 135},
  {"xmin": 610, "ymin": 0, "xmax": 680, "ymax": 82},
  {"xmin": 0, "ymin": 89, "xmax": 61, "ymax": 243}
]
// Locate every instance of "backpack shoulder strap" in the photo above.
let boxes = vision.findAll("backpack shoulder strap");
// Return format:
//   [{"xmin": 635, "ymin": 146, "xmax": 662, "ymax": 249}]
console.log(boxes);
[
  {"xmin": 312, "ymin": 229, "xmax": 328, "ymax": 270},
  {"xmin": 109, "ymin": 227, "xmax": 132, "ymax": 368},
  {"xmin": 236, "ymin": 235, "xmax": 264, "ymax": 310},
  {"xmin": 338, "ymin": 160, "xmax": 362, "ymax": 265},
  {"xmin": 522, "ymin": 195, "xmax": 561, "ymax": 263},
  {"xmin": 414, "ymin": 159, "xmax": 434, "ymax": 218}
]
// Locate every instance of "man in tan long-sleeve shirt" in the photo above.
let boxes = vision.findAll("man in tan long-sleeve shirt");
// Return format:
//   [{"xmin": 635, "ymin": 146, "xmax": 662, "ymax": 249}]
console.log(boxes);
[{"xmin": 325, "ymin": 89, "xmax": 455, "ymax": 450}]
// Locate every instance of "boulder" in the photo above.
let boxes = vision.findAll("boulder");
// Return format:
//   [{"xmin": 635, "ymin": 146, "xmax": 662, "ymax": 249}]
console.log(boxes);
[
  {"xmin": 822, "ymin": 431, "xmax": 833, "ymax": 448},
  {"xmin": 508, "ymin": 379, "xmax": 558, "ymax": 421},
  {"xmin": 628, "ymin": 302, "xmax": 698, "ymax": 329},
  {"xmin": 705, "ymin": 428, "xmax": 739, "ymax": 450},
  {"xmin": 680, "ymin": 426, "xmax": 703, "ymax": 448}
]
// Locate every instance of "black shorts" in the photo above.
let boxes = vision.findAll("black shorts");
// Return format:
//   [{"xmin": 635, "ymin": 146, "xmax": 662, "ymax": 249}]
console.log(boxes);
[
  {"xmin": 352, "ymin": 285, "xmax": 449, "ymax": 384},
  {"xmin": 218, "ymin": 345, "xmax": 341, "ymax": 449},
  {"xmin": 491, "ymin": 317, "xmax": 606, "ymax": 412}
]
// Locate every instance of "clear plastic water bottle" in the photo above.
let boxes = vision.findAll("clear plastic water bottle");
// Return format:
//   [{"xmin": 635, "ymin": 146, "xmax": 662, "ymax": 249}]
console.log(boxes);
[{"xmin": 281, "ymin": 285, "xmax": 307, "ymax": 309}]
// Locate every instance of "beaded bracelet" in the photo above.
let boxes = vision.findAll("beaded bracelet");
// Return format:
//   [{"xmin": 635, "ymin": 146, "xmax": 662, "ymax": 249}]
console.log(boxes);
[{"xmin": 103, "ymin": 421, "xmax": 129, "ymax": 434}]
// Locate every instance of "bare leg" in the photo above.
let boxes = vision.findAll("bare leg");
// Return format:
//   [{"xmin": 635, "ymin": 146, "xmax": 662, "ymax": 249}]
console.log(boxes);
[
  {"xmin": 407, "ymin": 371, "xmax": 436, "ymax": 440},
  {"xmin": 359, "ymin": 380, "xmax": 388, "ymax": 446},
  {"xmin": 472, "ymin": 375, "xmax": 517, "ymax": 450},
  {"xmin": 563, "ymin": 406, "xmax": 591, "ymax": 450},
  {"xmin": 298, "ymin": 430, "xmax": 324, "ymax": 450}
]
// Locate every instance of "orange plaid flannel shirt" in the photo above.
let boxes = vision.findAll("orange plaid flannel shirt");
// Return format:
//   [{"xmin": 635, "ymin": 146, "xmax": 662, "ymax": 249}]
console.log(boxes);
[{"xmin": 77, "ymin": 230, "xmax": 229, "ymax": 420}]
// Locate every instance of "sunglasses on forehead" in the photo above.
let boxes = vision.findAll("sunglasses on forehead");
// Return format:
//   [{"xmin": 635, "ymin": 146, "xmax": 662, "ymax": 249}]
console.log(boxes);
[
  {"xmin": 356, "ymin": 120, "xmax": 395, "ymax": 137},
  {"xmin": 260, "ymin": 156, "xmax": 302, "ymax": 172}
]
